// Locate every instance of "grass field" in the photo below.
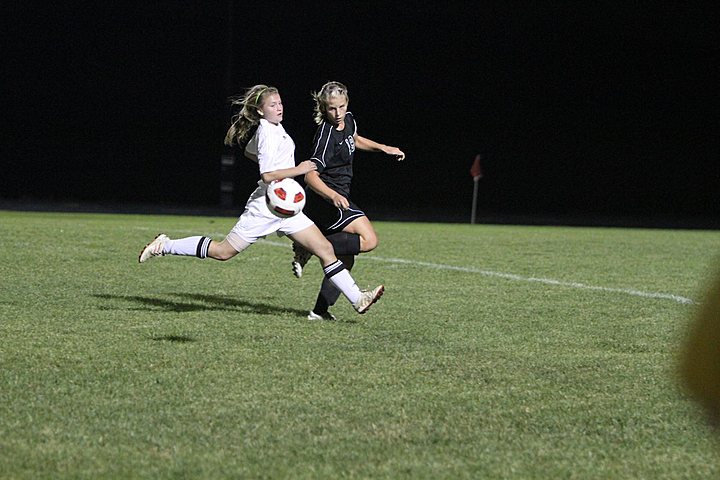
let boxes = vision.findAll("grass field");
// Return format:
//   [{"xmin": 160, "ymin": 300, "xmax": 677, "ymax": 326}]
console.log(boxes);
[{"xmin": 1, "ymin": 210, "xmax": 719, "ymax": 479}]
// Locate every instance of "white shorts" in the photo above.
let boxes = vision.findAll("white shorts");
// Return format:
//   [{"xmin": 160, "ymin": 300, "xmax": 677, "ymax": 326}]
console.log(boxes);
[{"xmin": 226, "ymin": 184, "xmax": 314, "ymax": 251}]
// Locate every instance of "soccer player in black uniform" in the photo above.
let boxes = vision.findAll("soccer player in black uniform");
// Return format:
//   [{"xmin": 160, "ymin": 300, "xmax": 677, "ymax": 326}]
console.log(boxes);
[{"xmin": 292, "ymin": 81, "xmax": 405, "ymax": 320}]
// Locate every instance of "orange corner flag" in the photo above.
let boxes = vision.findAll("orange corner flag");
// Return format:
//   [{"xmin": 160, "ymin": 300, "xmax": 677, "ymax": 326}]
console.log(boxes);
[{"xmin": 470, "ymin": 154, "xmax": 483, "ymax": 180}]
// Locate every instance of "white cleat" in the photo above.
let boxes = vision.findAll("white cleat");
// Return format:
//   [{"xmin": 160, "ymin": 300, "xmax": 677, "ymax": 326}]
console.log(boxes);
[
  {"xmin": 307, "ymin": 310, "xmax": 337, "ymax": 321},
  {"xmin": 292, "ymin": 242, "xmax": 313, "ymax": 278},
  {"xmin": 353, "ymin": 285, "xmax": 384, "ymax": 314},
  {"xmin": 139, "ymin": 234, "xmax": 168, "ymax": 263}
]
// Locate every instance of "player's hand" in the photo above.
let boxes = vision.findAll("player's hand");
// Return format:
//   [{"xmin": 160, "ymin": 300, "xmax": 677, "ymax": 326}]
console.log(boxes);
[
  {"xmin": 331, "ymin": 192, "xmax": 350, "ymax": 210},
  {"xmin": 297, "ymin": 160, "xmax": 317, "ymax": 174},
  {"xmin": 383, "ymin": 146, "xmax": 405, "ymax": 161}
]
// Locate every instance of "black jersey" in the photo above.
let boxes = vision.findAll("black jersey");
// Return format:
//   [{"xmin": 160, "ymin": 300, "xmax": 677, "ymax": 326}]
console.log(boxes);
[{"xmin": 309, "ymin": 112, "xmax": 357, "ymax": 198}]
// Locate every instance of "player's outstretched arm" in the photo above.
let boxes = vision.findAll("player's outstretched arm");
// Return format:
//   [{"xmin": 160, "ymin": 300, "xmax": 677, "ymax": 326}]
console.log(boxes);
[
  {"xmin": 260, "ymin": 160, "xmax": 317, "ymax": 184},
  {"xmin": 354, "ymin": 135, "xmax": 405, "ymax": 161}
]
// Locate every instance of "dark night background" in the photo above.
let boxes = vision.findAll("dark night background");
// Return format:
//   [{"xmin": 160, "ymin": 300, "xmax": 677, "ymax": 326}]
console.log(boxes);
[{"xmin": 4, "ymin": 2, "xmax": 719, "ymax": 225}]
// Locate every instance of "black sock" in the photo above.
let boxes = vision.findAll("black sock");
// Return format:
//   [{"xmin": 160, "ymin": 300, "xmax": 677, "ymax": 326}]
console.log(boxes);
[
  {"xmin": 313, "ymin": 255, "xmax": 355, "ymax": 313},
  {"xmin": 326, "ymin": 232, "xmax": 361, "ymax": 256}
]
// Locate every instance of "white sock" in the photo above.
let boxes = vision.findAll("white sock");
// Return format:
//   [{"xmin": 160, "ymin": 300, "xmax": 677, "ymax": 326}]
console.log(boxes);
[
  {"xmin": 323, "ymin": 260, "xmax": 361, "ymax": 304},
  {"xmin": 164, "ymin": 236, "xmax": 211, "ymax": 258}
]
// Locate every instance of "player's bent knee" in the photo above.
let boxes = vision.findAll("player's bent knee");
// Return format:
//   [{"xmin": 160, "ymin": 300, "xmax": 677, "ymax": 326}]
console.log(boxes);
[{"xmin": 360, "ymin": 236, "xmax": 379, "ymax": 253}]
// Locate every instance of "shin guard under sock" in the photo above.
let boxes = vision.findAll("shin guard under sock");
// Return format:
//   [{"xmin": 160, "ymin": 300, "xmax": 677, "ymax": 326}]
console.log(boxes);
[{"xmin": 323, "ymin": 260, "xmax": 360, "ymax": 304}]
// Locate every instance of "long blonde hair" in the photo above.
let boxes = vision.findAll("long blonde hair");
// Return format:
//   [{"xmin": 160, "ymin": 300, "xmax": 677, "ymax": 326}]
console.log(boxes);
[
  {"xmin": 312, "ymin": 81, "xmax": 349, "ymax": 125},
  {"xmin": 224, "ymin": 85, "xmax": 278, "ymax": 146}
]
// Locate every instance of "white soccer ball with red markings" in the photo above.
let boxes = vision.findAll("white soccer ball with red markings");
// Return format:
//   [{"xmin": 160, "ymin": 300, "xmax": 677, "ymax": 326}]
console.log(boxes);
[{"xmin": 265, "ymin": 178, "xmax": 306, "ymax": 218}]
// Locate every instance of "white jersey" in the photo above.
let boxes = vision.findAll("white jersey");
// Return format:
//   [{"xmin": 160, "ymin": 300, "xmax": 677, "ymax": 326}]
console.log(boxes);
[
  {"xmin": 245, "ymin": 118, "xmax": 295, "ymax": 175},
  {"xmin": 228, "ymin": 118, "xmax": 313, "ymax": 248}
]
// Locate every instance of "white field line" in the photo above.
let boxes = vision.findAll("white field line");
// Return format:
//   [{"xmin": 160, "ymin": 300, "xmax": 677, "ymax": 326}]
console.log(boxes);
[
  {"xmin": 258, "ymin": 240, "xmax": 695, "ymax": 305},
  {"xmin": 135, "ymin": 228, "xmax": 695, "ymax": 305},
  {"xmin": 365, "ymin": 256, "xmax": 695, "ymax": 305}
]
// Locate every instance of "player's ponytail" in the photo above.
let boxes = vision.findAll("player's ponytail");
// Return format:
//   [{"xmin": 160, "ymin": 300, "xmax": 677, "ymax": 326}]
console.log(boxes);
[{"xmin": 224, "ymin": 85, "xmax": 278, "ymax": 146}]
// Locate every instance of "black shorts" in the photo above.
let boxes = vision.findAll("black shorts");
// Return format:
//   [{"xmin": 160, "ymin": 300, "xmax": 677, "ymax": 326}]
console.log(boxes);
[{"xmin": 304, "ymin": 190, "xmax": 366, "ymax": 235}]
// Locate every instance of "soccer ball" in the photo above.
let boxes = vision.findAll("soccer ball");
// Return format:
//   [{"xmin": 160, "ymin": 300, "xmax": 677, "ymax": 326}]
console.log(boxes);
[{"xmin": 265, "ymin": 178, "xmax": 306, "ymax": 218}]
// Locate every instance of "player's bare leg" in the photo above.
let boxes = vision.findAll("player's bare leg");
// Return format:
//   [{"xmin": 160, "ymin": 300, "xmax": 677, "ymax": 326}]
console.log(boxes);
[
  {"xmin": 207, "ymin": 238, "xmax": 243, "ymax": 261},
  {"xmin": 291, "ymin": 216, "xmax": 375, "ymax": 277},
  {"xmin": 342, "ymin": 216, "xmax": 378, "ymax": 252},
  {"xmin": 289, "ymin": 224, "xmax": 336, "ymax": 266}
]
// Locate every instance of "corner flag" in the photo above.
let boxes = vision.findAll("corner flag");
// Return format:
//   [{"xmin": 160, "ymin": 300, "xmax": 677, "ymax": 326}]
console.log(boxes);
[{"xmin": 470, "ymin": 154, "xmax": 483, "ymax": 180}]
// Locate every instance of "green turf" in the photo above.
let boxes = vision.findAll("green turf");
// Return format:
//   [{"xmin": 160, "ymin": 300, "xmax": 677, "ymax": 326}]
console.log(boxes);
[{"xmin": 1, "ymin": 210, "xmax": 719, "ymax": 479}]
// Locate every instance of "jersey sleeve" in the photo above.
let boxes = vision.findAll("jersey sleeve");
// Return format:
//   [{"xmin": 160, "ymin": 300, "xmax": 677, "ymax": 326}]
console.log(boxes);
[
  {"xmin": 309, "ymin": 122, "xmax": 333, "ymax": 172},
  {"xmin": 243, "ymin": 127, "xmax": 259, "ymax": 162},
  {"xmin": 347, "ymin": 112, "xmax": 357, "ymax": 137}
]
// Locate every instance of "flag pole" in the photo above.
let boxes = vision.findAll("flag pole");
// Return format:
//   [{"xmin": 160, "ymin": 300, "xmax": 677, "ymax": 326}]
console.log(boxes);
[
  {"xmin": 471, "ymin": 177, "xmax": 479, "ymax": 224},
  {"xmin": 469, "ymin": 154, "xmax": 483, "ymax": 224}
]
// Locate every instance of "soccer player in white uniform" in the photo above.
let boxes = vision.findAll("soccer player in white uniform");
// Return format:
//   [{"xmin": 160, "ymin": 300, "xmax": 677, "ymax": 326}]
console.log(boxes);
[
  {"xmin": 139, "ymin": 85, "xmax": 384, "ymax": 314},
  {"xmin": 291, "ymin": 81, "xmax": 404, "ymax": 320}
]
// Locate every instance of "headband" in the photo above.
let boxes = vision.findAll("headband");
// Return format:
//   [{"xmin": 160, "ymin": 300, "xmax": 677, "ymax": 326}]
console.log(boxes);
[{"xmin": 254, "ymin": 87, "xmax": 268, "ymax": 106}]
